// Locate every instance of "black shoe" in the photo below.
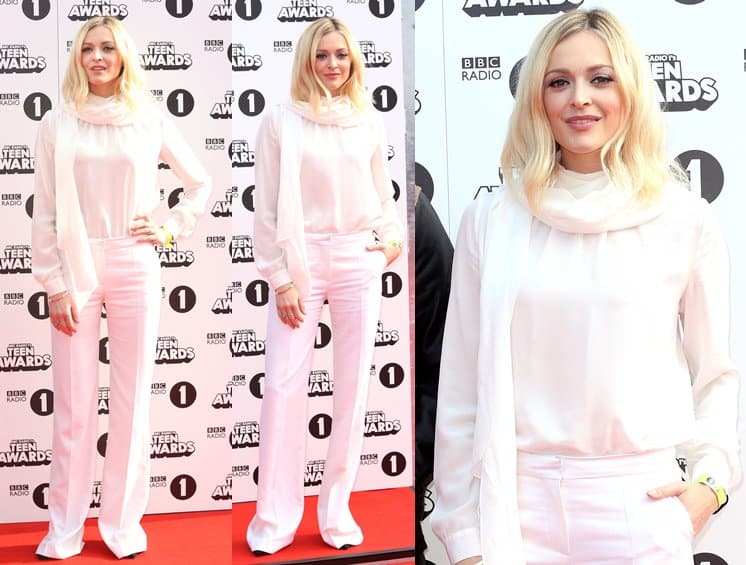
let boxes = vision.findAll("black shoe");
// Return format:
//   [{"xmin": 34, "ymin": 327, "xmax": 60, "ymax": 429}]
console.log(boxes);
[
  {"xmin": 36, "ymin": 556, "xmax": 52, "ymax": 561},
  {"xmin": 252, "ymin": 550, "xmax": 270, "ymax": 557},
  {"xmin": 338, "ymin": 544, "xmax": 353, "ymax": 551},
  {"xmin": 124, "ymin": 553, "xmax": 141, "ymax": 559}
]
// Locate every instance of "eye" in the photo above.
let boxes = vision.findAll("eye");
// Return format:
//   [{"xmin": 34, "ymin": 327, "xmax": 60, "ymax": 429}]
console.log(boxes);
[
  {"xmin": 547, "ymin": 77, "xmax": 569, "ymax": 88},
  {"xmin": 315, "ymin": 53, "xmax": 327, "ymax": 60},
  {"xmin": 591, "ymin": 74, "xmax": 613, "ymax": 85},
  {"xmin": 104, "ymin": 45, "xmax": 116, "ymax": 52},
  {"xmin": 82, "ymin": 46, "xmax": 92, "ymax": 53},
  {"xmin": 337, "ymin": 52, "xmax": 348, "ymax": 59}
]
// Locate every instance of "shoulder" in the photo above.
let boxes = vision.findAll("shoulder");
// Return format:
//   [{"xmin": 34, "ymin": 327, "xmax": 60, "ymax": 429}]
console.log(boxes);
[{"xmin": 457, "ymin": 186, "xmax": 517, "ymax": 242}]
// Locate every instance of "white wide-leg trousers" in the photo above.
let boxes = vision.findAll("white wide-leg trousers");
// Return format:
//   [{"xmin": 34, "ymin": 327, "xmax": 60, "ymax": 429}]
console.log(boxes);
[
  {"xmin": 247, "ymin": 231, "xmax": 386, "ymax": 554},
  {"xmin": 517, "ymin": 449, "xmax": 694, "ymax": 565},
  {"xmin": 37, "ymin": 238, "xmax": 161, "ymax": 560}
]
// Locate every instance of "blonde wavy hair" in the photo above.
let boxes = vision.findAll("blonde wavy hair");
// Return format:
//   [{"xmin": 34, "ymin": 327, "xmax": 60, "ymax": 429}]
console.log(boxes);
[
  {"xmin": 62, "ymin": 16, "xmax": 149, "ymax": 111},
  {"xmin": 501, "ymin": 8, "xmax": 687, "ymax": 212},
  {"xmin": 290, "ymin": 17, "xmax": 369, "ymax": 114}
]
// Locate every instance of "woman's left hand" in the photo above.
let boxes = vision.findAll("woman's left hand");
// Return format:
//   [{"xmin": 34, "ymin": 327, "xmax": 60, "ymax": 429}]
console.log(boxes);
[
  {"xmin": 647, "ymin": 481, "xmax": 719, "ymax": 535},
  {"xmin": 366, "ymin": 240, "xmax": 401, "ymax": 267},
  {"xmin": 130, "ymin": 214, "xmax": 168, "ymax": 246}
]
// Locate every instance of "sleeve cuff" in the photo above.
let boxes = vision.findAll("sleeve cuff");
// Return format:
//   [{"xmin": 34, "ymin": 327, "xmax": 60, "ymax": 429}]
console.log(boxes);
[
  {"xmin": 44, "ymin": 275, "xmax": 67, "ymax": 297},
  {"xmin": 267, "ymin": 269, "xmax": 292, "ymax": 292},
  {"xmin": 443, "ymin": 527, "xmax": 482, "ymax": 565}
]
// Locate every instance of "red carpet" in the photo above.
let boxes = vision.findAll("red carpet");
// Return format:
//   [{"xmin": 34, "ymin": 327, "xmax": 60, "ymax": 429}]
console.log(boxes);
[
  {"xmin": 0, "ymin": 509, "xmax": 230, "ymax": 564},
  {"xmin": 233, "ymin": 487, "xmax": 415, "ymax": 564}
]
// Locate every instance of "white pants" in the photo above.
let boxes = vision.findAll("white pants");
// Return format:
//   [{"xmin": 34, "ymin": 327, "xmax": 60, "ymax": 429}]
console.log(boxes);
[
  {"xmin": 247, "ymin": 231, "xmax": 386, "ymax": 554},
  {"xmin": 37, "ymin": 238, "xmax": 161, "ymax": 559},
  {"xmin": 517, "ymin": 449, "xmax": 693, "ymax": 565}
]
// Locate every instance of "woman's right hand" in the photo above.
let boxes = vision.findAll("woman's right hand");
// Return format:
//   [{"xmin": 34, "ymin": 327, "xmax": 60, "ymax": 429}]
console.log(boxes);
[
  {"xmin": 275, "ymin": 284, "xmax": 305, "ymax": 329},
  {"xmin": 49, "ymin": 292, "xmax": 79, "ymax": 336},
  {"xmin": 455, "ymin": 558, "xmax": 483, "ymax": 565}
]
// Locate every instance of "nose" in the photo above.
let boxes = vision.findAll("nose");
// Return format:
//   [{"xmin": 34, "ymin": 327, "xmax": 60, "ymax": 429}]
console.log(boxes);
[
  {"xmin": 328, "ymin": 55, "xmax": 339, "ymax": 69},
  {"xmin": 570, "ymin": 83, "xmax": 591, "ymax": 107}
]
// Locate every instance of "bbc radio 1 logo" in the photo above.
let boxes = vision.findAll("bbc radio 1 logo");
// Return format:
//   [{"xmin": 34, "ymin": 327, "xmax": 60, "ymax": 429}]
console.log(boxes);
[
  {"xmin": 155, "ymin": 336, "xmax": 196, "ymax": 364},
  {"xmin": 0, "ymin": 439, "xmax": 51, "ymax": 467},
  {"xmin": 1, "ymin": 192, "xmax": 24, "ymax": 208},
  {"xmin": 204, "ymin": 39, "xmax": 225, "ymax": 55},
  {"xmin": 238, "ymin": 89, "xmax": 266, "ymax": 117},
  {"xmin": 693, "ymin": 554, "xmax": 728, "ymax": 565},
  {"xmin": 463, "ymin": 0, "xmax": 582, "ymax": 17},
  {"xmin": 1, "ymin": 244, "xmax": 31, "ymax": 273},
  {"xmin": 229, "ymin": 44, "xmax": 262, "ymax": 71},
  {"xmin": 0, "ymin": 343, "xmax": 51, "ymax": 372},
  {"xmin": 230, "ymin": 235, "xmax": 254, "ymax": 263},
  {"xmin": 8, "ymin": 483, "xmax": 30, "ymax": 501},
  {"xmin": 211, "ymin": 474, "xmax": 231, "ymax": 501},
  {"xmin": 205, "ymin": 235, "xmax": 226, "ymax": 250},
  {"xmin": 364, "ymin": 410, "xmax": 401, "ymax": 437},
  {"xmin": 157, "ymin": 241, "xmax": 195, "ymax": 268},
  {"xmin": 212, "ymin": 281, "xmax": 240, "ymax": 314},
  {"xmin": 382, "ymin": 271, "xmax": 403, "ymax": 298},
  {"xmin": 648, "ymin": 54, "xmax": 717, "ymax": 111},
  {"xmin": 360, "ymin": 452, "xmax": 378, "ymax": 466},
  {"xmin": 379, "ymin": 362, "xmax": 405, "ymax": 389},
  {"xmin": 0, "ymin": 92, "xmax": 20, "ymax": 107},
  {"xmin": 209, "ymin": 0, "xmax": 232, "ymax": 20},
  {"xmin": 67, "ymin": 0, "xmax": 128, "ymax": 20},
  {"xmin": 4, "ymin": 291, "xmax": 24, "ymax": 312},
  {"xmin": 372, "ymin": 85, "xmax": 397, "ymax": 112},
  {"xmin": 277, "ymin": 0, "xmax": 333, "ymax": 22},
  {"xmin": 0, "ymin": 145, "xmax": 34, "ymax": 174},
  {"xmin": 360, "ymin": 40, "xmax": 392, "ymax": 68},
  {"xmin": 231, "ymin": 421, "xmax": 259, "ymax": 449},
  {"xmin": 205, "ymin": 137, "xmax": 226, "ymax": 151},
  {"xmin": 98, "ymin": 386, "xmax": 110, "ymax": 415},
  {"xmin": 150, "ymin": 431, "xmax": 196, "ymax": 459},
  {"xmin": 677, "ymin": 149, "xmax": 724, "ymax": 203},
  {"xmin": 308, "ymin": 369, "xmax": 333, "ymax": 397},
  {"xmin": 375, "ymin": 320, "xmax": 399, "ymax": 347},
  {"xmin": 462, "ymin": 56, "xmax": 501, "ymax": 81},
  {"xmin": 0, "ymin": 45, "xmax": 46, "ymax": 73},
  {"xmin": 206, "ymin": 425, "xmax": 226, "ymax": 440},
  {"xmin": 166, "ymin": 89, "xmax": 194, "ymax": 117},
  {"xmin": 230, "ymin": 140, "xmax": 255, "ymax": 167},
  {"xmin": 245, "ymin": 279, "xmax": 269, "ymax": 307},
  {"xmin": 140, "ymin": 42, "xmax": 193, "ymax": 71},
  {"xmin": 211, "ymin": 91, "xmax": 232, "ymax": 119},
  {"xmin": 305, "ymin": 460, "xmax": 324, "ymax": 487},
  {"xmin": 230, "ymin": 329, "xmax": 265, "ymax": 357},
  {"xmin": 211, "ymin": 186, "xmax": 236, "ymax": 217},
  {"xmin": 23, "ymin": 92, "xmax": 52, "ymax": 120},
  {"xmin": 274, "ymin": 40, "xmax": 293, "ymax": 54},
  {"xmin": 248, "ymin": 372, "xmax": 263, "ymax": 399},
  {"xmin": 206, "ymin": 331, "xmax": 226, "ymax": 345},
  {"xmin": 211, "ymin": 382, "xmax": 232, "ymax": 409}
]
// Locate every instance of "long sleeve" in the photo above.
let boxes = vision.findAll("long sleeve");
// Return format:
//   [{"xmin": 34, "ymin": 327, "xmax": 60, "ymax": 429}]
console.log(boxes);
[
  {"xmin": 679, "ymin": 200, "xmax": 741, "ymax": 488},
  {"xmin": 30, "ymin": 112, "xmax": 67, "ymax": 297},
  {"xmin": 369, "ymin": 114, "xmax": 401, "ymax": 243},
  {"xmin": 252, "ymin": 108, "xmax": 292, "ymax": 290},
  {"xmin": 159, "ymin": 115, "xmax": 212, "ymax": 239},
  {"xmin": 431, "ymin": 199, "xmax": 483, "ymax": 564}
]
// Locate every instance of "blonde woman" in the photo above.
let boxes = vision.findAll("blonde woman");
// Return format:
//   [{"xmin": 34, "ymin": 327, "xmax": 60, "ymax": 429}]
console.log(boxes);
[
  {"xmin": 247, "ymin": 17, "xmax": 402, "ymax": 555},
  {"xmin": 432, "ymin": 9, "xmax": 739, "ymax": 565},
  {"xmin": 32, "ymin": 16, "xmax": 211, "ymax": 560}
]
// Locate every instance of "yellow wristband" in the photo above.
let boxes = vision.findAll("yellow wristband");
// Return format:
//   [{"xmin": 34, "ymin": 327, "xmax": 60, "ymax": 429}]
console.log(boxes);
[
  {"xmin": 160, "ymin": 226, "xmax": 174, "ymax": 249},
  {"xmin": 694, "ymin": 474, "xmax": 728, "ymax": 512}
]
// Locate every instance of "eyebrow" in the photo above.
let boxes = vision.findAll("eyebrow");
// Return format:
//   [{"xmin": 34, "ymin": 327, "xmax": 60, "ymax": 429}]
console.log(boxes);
[
  {"xmin": 82, "ymin": 41, "xmax": 116, "ymax": 46},
  {"xmin": 544, "ymin": 64, "xmax": 614, "ymax": 75}
]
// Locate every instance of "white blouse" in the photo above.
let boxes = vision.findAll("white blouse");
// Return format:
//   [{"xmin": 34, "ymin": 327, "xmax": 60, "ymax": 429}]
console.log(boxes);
[
  {"xmin": 32, "ymin": 98, "xmax": 211, "ymax": 297},
  {"xmin": 432, "ymin": 169, "xmax": 740, "ymax": 564},
  {"xmin": 253, "ymin": 104, "xmax": 401, "ymax": 291},
  {"xmin": 511, "ymin": 169, "xmax": 739, "ymax": 484}
]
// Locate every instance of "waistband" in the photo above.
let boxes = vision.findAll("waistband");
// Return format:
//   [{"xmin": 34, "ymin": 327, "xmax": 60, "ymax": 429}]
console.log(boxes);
[
  {"xmin": 87, "ymin": 235, "xmax": 151, "ymax": 249},
  {"xmin": 304, "ymin": 230, "xmax": 374, "ymax": 244},
  {"xmin": 517, "ymin": 448, "xmax": 678, "ymax": 479}
]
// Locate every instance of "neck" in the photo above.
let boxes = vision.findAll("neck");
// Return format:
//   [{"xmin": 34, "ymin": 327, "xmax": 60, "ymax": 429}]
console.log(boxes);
[
  {"xmin": 560, "ymin": 151, "xmax": 603, "ymax": 174},
  {"xmin": 88, "ymin": 82, "xmax": 118, "ymax": 98}
]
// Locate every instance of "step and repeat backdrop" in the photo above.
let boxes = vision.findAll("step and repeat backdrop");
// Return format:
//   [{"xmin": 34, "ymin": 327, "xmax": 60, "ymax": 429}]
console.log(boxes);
[
  {"xmin": 416, "ymin": 1, "xmax": 745, "ymax": 565},
  {"xmin": 230, "ymin": 0, "xmax": 413, "ymax": 504},
  {"xmin": 0, "ymin": 0, "xmax": 232, "ymax": 522},
  {"xmin": 0, "ymin": 0, "xmax": 413, "ymax": 528}
]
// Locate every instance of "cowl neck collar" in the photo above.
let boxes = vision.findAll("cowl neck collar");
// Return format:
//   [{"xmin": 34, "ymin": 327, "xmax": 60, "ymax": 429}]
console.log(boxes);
[
  {"xmin": 61, "ymin": 93, "xmax": 145, "ymax": 126},
  {"xmin": 528, "ymin": 165, "xmax": 677, "ymax": 234},
  {"xmin": 286, "ymin": 96, "xmax": 362, "ymax": 127}
]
